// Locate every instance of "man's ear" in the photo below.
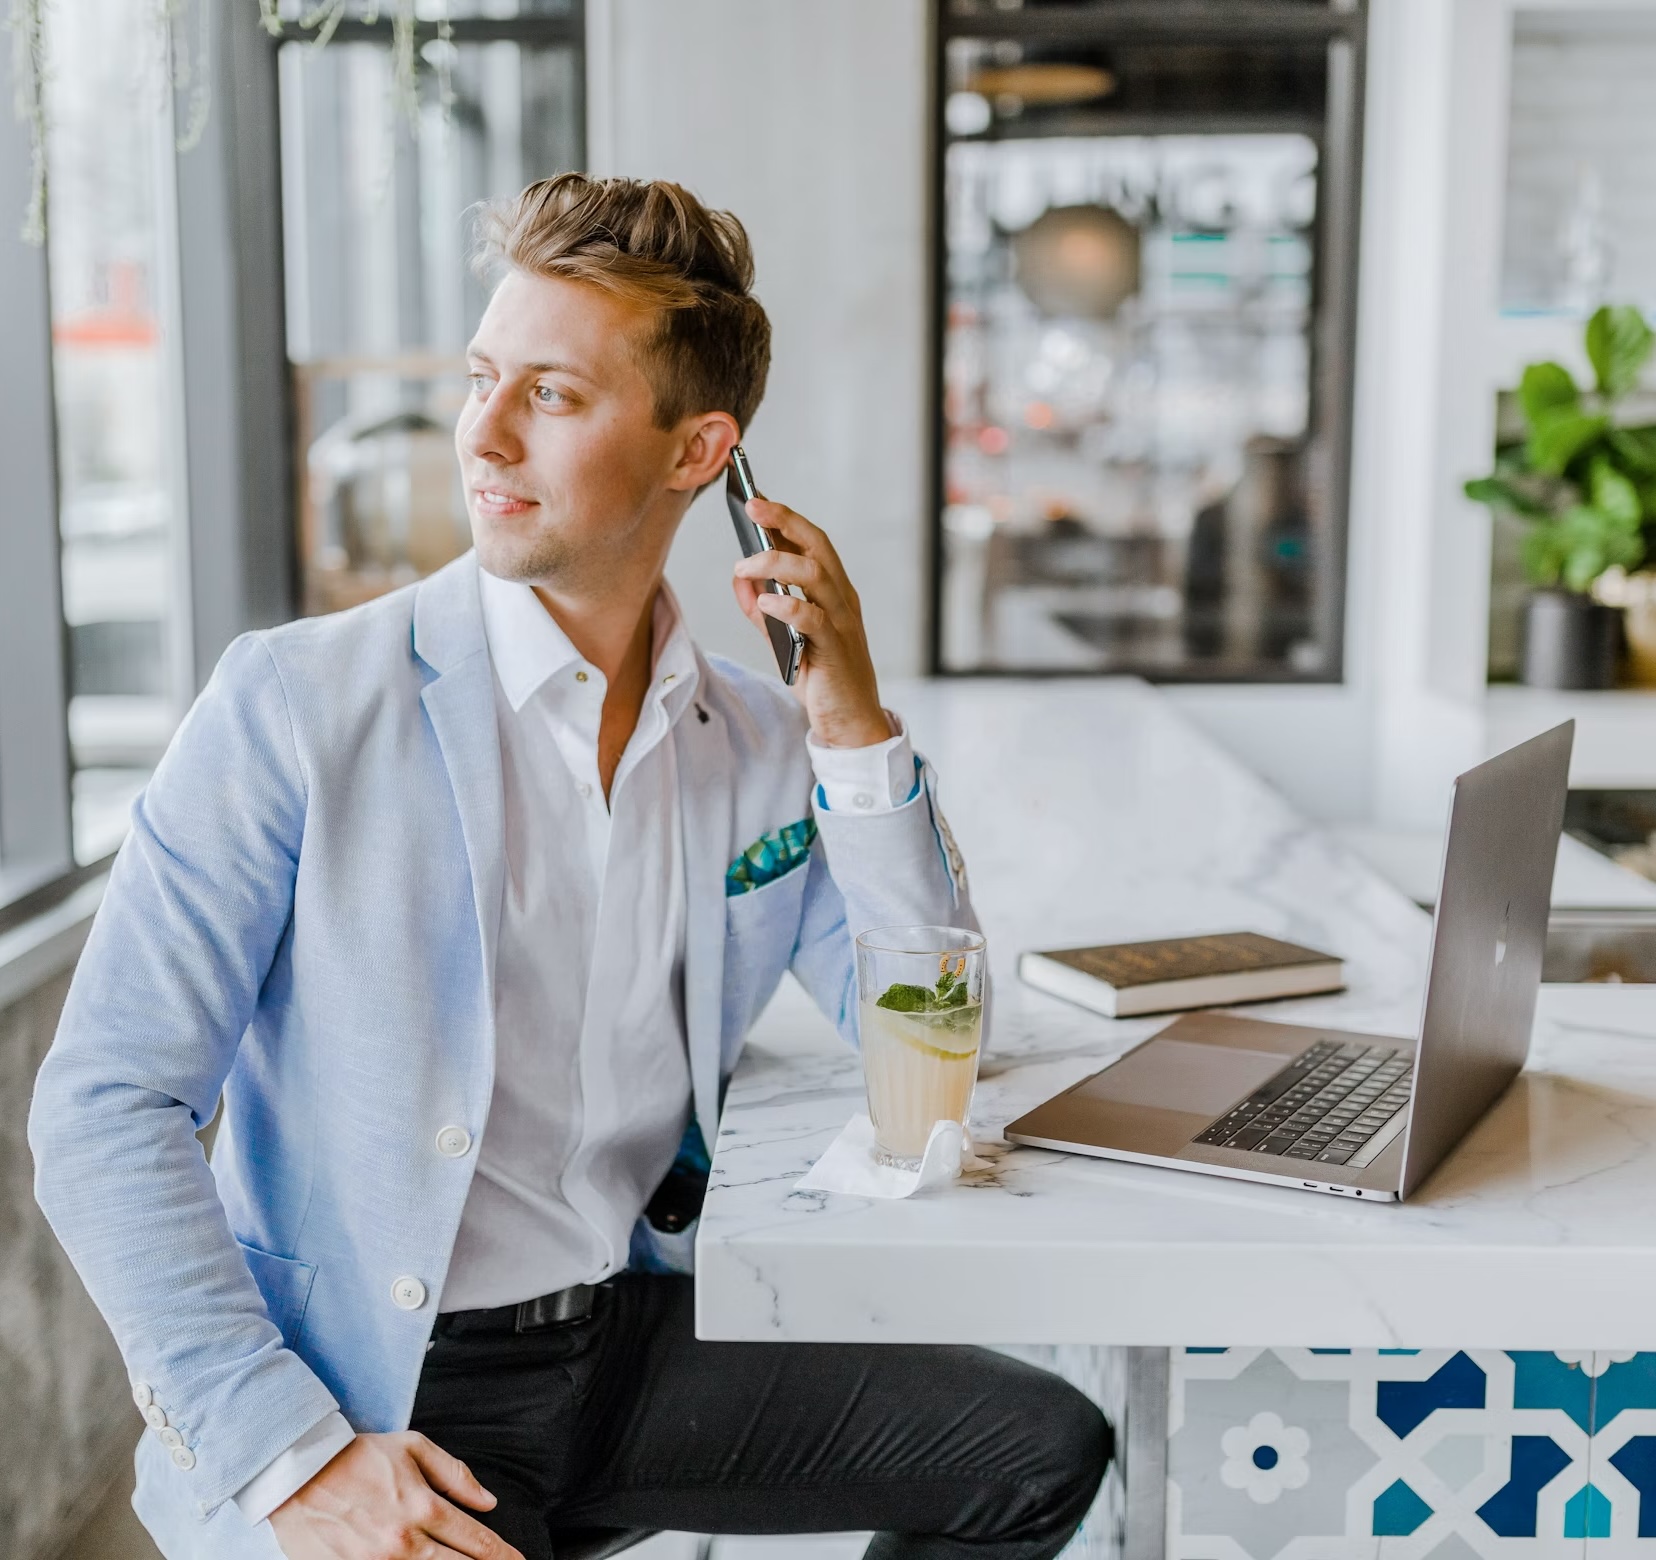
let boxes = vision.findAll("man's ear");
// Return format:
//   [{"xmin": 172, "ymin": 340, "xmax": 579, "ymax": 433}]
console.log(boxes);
[{"xmin": 667, "ymin": 411, "xmax": 741, "ymax": 493}]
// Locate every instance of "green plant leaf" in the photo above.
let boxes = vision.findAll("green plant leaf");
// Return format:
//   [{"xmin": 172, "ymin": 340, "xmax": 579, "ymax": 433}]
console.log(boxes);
[
  {"xmin": 1463, "ymin": 475, "xmax": 1551, "ymax": 518},
  {"xmin": 1519, "ymin": 361, "xmax": 1579, "ymax": 425},
  {"xmin": 1549, "ymin": 502, "xmax": 1648, "ymax": 591},
  {"xmin": 1585, "ymin": 305, "xmax": 1656, "ymax": 400},
  {"xmin": 1590, "ymin": 456, "xmax": 1643, "ymax": 528},
  {"xmin": 1607, "ymin": 426, "xmax": 1656, "ymax": 478},
  {"xmin": 876, "ymin": 983, "xmax": 935, "ymax": 1013},
  {"xmin": 1527, "ymin": 410, "xmax": 1609, "ymax": 476},
  {"xmin": 1521, "ymin": 524, "xmax": 1565, "ymax": 588},
  {"xmin": 1562, "ymin": 543, "xmax": 1607, "ymax": 594},
  {"xmin": 1611, "ymin": 527, "xmax": 1647, "ymax": 573}
]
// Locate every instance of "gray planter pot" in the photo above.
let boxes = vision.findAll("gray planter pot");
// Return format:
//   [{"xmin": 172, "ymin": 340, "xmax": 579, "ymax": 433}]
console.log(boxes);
[{"xmin": 1521, "ymin": 589, "xmax": 1622, "ymax": 689}]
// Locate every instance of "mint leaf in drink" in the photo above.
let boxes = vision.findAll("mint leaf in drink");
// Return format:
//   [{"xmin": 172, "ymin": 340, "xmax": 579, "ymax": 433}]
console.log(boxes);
[{"xmin": 876, "ymin": 983, "xmax": 936, "ymax": 1013}]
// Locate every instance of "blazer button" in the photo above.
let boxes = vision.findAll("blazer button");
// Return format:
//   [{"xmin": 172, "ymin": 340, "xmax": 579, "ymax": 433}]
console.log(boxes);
[
  {"xmin": 144, "ymin": 1404, "xmax": 169, "ymax": 1430},
  {"xmin": 434, "ymin": 1126, "xmax": 472, "ymax": 1158},
  {"xmin": 132, "ymin": 1382, "xmax": 154, "ymax": 1410},
  {"xmin": 391, "ymin": 1276, "xmax": 428, "ymax": 1311},
  {"xmin": 159, "ymin": 1427, "xmax": 184, "ymax": 1450},
  {"xmin": 170, "ymin": 1446, "xmax": 197, "ymax": 1472}
]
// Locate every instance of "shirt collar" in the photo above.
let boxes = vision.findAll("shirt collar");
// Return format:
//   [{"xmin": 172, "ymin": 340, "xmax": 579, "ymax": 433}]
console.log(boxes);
[{"xmin": 477, "ymin": 566, "xmax": 699, "ymax": 715}]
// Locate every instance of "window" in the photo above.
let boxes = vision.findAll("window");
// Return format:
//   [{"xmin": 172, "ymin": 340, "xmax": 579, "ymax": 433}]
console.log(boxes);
[
  {"xmin": 44, "ymin": 0, "xmax": 192, "ymax": 865},
  {"xmin": 0, "ymin": 0, "xmax": 585, "ymax": 914},
  {"xmin": 274, "ymin": 1, "xmax": 585, "ymax": 612},
  {"xmin": 0, "ymin": 0, "xmax": 191, "ymax": 911},
  {"xmin": 934, "ymin": 0, "xmax": 1366, "ymax": 680}
]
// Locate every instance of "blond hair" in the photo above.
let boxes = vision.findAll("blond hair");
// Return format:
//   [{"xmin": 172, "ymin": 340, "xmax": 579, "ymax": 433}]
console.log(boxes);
[{"xmin": 472, "ymin": 173, "xmax": 771, "ymax": 433}]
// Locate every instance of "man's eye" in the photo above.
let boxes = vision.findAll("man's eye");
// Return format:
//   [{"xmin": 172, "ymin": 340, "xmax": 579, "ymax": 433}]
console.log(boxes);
[
  {"xmin": 535, "ymin": 385, "xmax": 569, "ymax": 407},
  {"xmin": 467, "ymin": 373, "xmax": 494, "ymax": 398}
]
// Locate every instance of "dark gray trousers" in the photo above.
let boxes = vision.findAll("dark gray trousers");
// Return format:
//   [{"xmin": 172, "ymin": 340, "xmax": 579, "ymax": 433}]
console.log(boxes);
[{"xmin": 410, "ymin": 1274, "xmax": 1111, "ymax": 1559}]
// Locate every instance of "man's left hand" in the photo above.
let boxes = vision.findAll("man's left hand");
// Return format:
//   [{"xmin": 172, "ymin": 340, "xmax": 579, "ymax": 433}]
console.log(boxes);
[{"xmin": 732, "ymin": 498, "xmax": 890, "ymax": 749}]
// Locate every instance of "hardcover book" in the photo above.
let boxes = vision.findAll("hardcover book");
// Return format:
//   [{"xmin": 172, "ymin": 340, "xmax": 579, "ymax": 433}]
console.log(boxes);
[{"xmin": 1017, "ymin": 932, "xmax": 1344, "ymax": 1018}]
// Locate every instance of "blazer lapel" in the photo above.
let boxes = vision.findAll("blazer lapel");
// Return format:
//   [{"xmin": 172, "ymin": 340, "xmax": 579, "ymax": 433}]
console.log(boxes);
[
  {"xmin": 413, "ymin": 554, "xmax": 506, "ymax": 1012},
  {"xmin": 675, "ymin": 659, "xmax": 733, "ymax": 1153}
]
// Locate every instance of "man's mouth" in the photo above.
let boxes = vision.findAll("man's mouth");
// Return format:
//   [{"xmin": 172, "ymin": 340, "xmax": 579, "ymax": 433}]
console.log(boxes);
[{"xmin": 474, "ymin": 487, "xmax": 538, "ymax": 517}]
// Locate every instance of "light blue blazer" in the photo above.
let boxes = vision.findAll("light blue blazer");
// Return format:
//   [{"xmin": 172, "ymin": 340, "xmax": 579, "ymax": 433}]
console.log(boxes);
[{"xmin": 28, "ymin": 553, "xmax": 975, "ymax": 1559}]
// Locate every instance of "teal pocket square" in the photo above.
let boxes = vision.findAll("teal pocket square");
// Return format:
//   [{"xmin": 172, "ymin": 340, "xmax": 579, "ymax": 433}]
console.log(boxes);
[{"xmin": 726, "ymin": 817, "xmax": 818, "ymax": 896}]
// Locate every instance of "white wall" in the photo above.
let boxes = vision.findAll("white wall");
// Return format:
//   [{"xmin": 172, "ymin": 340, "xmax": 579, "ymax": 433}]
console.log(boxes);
[{"xmin": 588, "ymin": 0, "xmax": 931, "ymax": 679}]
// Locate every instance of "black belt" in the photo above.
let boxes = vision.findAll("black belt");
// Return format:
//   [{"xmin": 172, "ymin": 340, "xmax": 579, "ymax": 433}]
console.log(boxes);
[{"xmin": 435, "ymin": 1283, "xmax": 599, "ymax": 1337}]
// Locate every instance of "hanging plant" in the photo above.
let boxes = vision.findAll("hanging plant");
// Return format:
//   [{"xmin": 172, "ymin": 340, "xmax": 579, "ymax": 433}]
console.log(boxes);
[
  {"xmin": 7, "ymin": 0, "xmax": 48, "ymax": 242},
  {"xmin": 9, "ymin": 0, "xmax": 431, "ymax": 242}
]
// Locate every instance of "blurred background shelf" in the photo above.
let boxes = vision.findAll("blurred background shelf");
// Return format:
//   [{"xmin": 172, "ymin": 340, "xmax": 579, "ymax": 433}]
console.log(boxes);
[{"xmin": 1485, "ymin": 685, "xmax": 1656, "ymax": 788}]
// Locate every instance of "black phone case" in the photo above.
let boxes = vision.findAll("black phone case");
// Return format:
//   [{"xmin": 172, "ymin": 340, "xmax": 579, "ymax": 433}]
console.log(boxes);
[{"xmin": 725, "ymin": 462, "xmax": 803, "ymax": 684}]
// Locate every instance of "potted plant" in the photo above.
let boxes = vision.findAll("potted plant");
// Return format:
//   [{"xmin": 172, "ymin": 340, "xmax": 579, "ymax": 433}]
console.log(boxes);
[{"xmin": 1464, "ymin": 304, "xmax": 1656, "ymax": 689}]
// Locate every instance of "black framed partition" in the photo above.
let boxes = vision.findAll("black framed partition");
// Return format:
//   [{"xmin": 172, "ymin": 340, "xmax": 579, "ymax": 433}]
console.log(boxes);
[{"xmin": 931, "ymin": 0, "xmax": 1366, "ymax": 680}]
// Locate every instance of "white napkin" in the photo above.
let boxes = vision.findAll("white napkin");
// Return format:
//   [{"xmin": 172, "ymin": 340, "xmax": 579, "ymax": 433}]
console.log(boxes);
[{"xmin": 795, "ymin": 1113, "xmax": 989, "ymax": 1199}]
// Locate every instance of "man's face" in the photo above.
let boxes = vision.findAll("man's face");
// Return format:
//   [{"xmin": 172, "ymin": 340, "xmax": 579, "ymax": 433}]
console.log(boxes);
[{"xmin": 457, "ymin": 268, "xmax": 692, "ymax": 589}]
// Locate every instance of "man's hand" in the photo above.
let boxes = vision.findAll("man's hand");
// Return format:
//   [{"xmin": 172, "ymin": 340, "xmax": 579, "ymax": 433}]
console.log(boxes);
[
  {"xmin": 267, "ymin": 1431, "xmax": 524, "ymax": 1560},
  {"xmin": 732, "ymin": 498, "xmax": 890, "ymax": 748}
]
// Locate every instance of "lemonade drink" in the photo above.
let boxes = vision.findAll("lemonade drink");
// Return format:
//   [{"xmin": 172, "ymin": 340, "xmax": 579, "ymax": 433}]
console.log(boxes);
[{"xmin": 860, "ymin": 997, "xmax": 984, "ymax": 1166}]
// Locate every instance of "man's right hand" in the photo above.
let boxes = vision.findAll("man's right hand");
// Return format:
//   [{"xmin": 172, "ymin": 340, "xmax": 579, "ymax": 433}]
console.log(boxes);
[{"xmin": 267, "ymin": 1431, "xmax": 525, "ymax": 1560}]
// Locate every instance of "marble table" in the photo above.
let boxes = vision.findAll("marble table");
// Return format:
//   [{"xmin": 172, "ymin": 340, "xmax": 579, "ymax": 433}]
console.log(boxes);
[{"xmin": 695, "ymin": 679, "xmax": 1656, "ymax": 1351}]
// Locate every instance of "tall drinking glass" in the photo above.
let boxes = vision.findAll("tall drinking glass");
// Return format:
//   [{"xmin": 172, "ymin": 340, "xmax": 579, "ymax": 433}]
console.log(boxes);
[{"xmin": 855, "ymin": 925, "xmax": 987, "ymax": 1170}]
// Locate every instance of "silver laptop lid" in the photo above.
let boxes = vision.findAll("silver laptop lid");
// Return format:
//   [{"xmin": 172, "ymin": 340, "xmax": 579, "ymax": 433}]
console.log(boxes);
[{"xmin": 1398, "ymin": 721, "xmax": 1573, "ymax": 1198}]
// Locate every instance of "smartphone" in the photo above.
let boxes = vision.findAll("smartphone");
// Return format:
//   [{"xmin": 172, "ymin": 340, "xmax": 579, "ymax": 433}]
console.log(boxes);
[{"xmin": 726, "ymin": 445, "xmax": 806, "ymax": 685}]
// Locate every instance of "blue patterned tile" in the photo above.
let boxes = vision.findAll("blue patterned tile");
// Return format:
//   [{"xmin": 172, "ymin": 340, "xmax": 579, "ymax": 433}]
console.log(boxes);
[
  {"xmin": 1510, "ymin": 1350, "xmax": 1593, "ymax": 1432},
  {"xmin": 1475, "ymin": 1435, "xmax": 1573, "ymax": 1537},
  {"xmin": 1170, "ymin": 1349, "xmax": 1376, "ymax": 1557},
  {"xmin": 1608, "ymin": 1436, "xmax": 1656, "ymax": 1538},
  {"xmin": 1377, "ymin": 1351, "xmax": 1487, "ymax": 1438},
  {"xmin": 1374, "ymin": 1477, "xmax": 1433, "ymax": 1535},
  {"xmin": 1562, "ymin": 1481, "xmax": 1612, "ymax": 1538},
  {"xmin": 1423, "ymin": 1433, "xmax": 1487, "ymax": 1492},
  {"xmin": 1167, "ymin": 1347, "xmax": 1604, "ymax": 1557},
  {"xmin": 1421, "ymin": 1538, "xmax": 1486, "ymax": 1560},
  {"xmin": 1592, "ymin": 1351, "xmax": 1656, "ymax": 1431}
]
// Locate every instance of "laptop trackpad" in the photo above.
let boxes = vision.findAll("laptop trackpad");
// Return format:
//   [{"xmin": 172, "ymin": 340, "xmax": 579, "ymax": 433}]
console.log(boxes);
[{"xmin": 1081, "ymin": 1039, "xmax": 1287, "ymax": 1117}]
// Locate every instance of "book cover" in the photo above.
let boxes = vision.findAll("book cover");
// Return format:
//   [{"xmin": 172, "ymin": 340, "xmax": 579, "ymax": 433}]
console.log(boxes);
[{"xmin": 1036, "ymin": 932, "xmax": 1336, "ymax": 990}]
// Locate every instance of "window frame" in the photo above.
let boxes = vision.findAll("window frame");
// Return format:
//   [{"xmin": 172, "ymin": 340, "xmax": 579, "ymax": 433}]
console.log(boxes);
[
  {"xmin": 926, "ymin": 0, "xmax": 1369, "ymax": 683},
  {"xmin": 0, "ymin": 3, "xmax": 589, "ymax": 924},
  {"xmin": 0, "ymin": 96, "xmax": 76, "ymax": 907}
]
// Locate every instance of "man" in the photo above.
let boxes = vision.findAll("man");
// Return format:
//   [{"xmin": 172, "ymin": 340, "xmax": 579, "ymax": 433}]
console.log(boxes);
[{"xmin": 31, "ymin": 174, "xmax": 1108, "ymax": 1560}]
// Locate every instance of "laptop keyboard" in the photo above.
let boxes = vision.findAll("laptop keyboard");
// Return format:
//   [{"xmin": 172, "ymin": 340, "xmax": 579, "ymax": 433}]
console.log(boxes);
[{"xmin": 1192, "ymin": 1039, "xmax": 1414, "ymax": 1165}]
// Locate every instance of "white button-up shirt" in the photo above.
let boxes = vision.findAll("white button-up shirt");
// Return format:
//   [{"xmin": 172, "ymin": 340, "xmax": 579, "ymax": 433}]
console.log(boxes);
[
  {"xmin": 234, "ymin": 574, "xmax": 916, "ymax": 1524},
  {"xmin": 439, "ymin": 567, "xmax": 699, "ymax": 1312}
]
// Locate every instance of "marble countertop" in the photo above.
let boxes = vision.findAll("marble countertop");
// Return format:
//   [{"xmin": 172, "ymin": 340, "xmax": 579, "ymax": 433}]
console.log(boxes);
[{"xmin": 695, "ymin": 679, "xmax": 1656, "ymax": 1350}]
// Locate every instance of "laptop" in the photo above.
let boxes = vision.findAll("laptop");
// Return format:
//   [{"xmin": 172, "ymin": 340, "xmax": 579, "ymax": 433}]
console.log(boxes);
[{"xmin": 1004, "ymin": 722, "xmax": 1574, "ymax": 1202}]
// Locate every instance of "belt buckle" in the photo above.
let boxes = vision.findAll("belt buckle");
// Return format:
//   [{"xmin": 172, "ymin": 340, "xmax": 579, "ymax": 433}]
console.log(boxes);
[{"xmin": 514, "ymin": 1285, "xmax": 593, "ymax": 1333}]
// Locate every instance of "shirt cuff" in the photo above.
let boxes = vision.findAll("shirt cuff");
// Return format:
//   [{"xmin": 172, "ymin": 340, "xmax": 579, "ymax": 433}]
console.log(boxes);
[
  {"xmin": 232, "ymin": 1411, "xmax": 356, "ymax": 1526},
  {"xmin": 807, "ymin": 711, "xmax": 918, "ymax": 814}
]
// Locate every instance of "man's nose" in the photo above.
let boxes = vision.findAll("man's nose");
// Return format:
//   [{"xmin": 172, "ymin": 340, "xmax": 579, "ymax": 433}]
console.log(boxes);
[{"xmin": 461, "ymin": 391, "xmax": 521, "ymax": 465}]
